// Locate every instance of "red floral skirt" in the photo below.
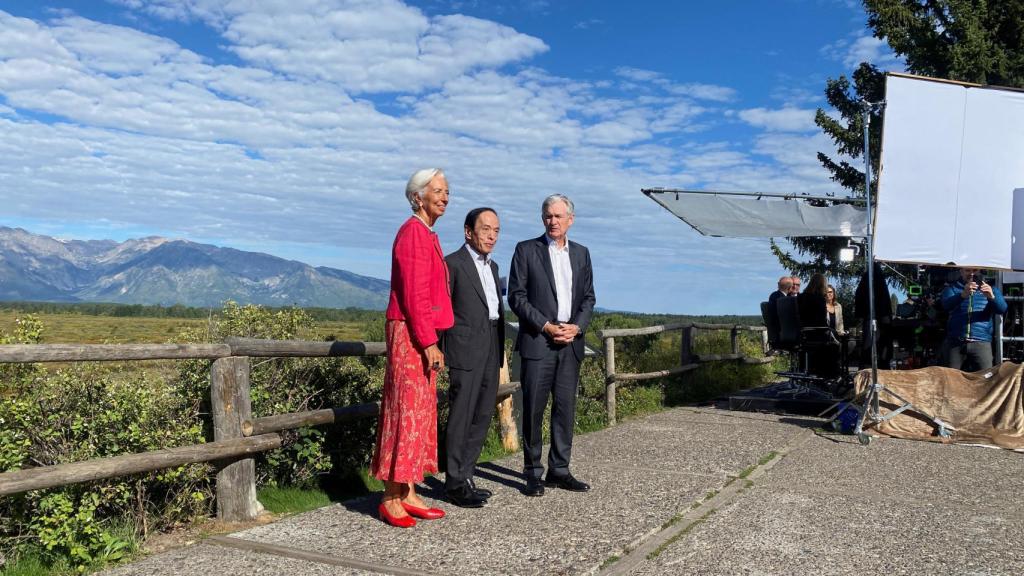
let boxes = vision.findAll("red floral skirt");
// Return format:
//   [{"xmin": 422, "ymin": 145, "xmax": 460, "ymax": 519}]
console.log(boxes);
[{"xmin": 370, "ymin": 320, "xmax": 438, "ymax": 483}]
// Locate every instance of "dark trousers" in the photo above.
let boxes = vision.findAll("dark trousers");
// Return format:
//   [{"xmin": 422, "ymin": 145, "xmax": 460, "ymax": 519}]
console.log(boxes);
[
  {"xmin": 946, "ymin": 340, "xmax": 994, "ymax": 372},
  {"xmin": 521, "ymin": 344, "xmax": 580, "ymax": 479},
  {"xmin": 444, "ymin": 323, "xmax": 500, "ymax": 490}
]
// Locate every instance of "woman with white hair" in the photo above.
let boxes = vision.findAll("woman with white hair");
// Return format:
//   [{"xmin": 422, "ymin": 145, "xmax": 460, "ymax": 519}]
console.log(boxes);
[{"xmin": 370, "ymin": 168, "xmax": 454, "ymax": 528}]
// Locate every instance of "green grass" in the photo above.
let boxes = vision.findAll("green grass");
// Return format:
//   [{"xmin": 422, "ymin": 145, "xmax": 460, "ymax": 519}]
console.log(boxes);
[
  {"xmin": 757, "ymin": 451, "xmax": 779, "ymax": 466},
  {"xmin": 257, "ymin": 486, "xmax": 333, "ymax": 514},
  {"xmin": 647, "ymin": 509, "xmax": 716, "ymax": 560},
  {"xmin": 0, "ymin": 548, "xmax": 74, "ymax": 576},
  {"xmin": 0, "ymin": 552, "xmax": 54, "ymax": 576},
  {"xmin": 661, "ymin": 513, "xmax": 685, "ymax": 529},
  {"xmin": 0, "ymin": 311, "xmax": 366, "ymax": 344},
  {"xmin": 358, "ymin": 467, "xmax": 385, "ymax": 493}
]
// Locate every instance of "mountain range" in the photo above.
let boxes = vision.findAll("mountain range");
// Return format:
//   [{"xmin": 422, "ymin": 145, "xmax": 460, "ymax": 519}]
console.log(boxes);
[{"xmin": 0, "ymin": 227, "xmax": 390, "ymax": 309}]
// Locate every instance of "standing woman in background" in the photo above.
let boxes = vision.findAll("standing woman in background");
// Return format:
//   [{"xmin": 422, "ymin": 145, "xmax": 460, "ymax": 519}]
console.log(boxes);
[{"xmin": 371, "ymin": 168, "xmax": 454, "ymax": 528}]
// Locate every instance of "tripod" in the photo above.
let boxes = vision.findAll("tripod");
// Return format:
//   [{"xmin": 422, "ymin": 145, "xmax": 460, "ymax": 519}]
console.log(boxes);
[{"xmin": 852, "ymin": 101, "xmax": 956, "ymax": 445}]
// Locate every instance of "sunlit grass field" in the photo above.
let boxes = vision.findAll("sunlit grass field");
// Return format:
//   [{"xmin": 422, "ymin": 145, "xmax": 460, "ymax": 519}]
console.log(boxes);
[{"xmin": 0, "ymin": 310, "xmax": 367, "ymax": 344}]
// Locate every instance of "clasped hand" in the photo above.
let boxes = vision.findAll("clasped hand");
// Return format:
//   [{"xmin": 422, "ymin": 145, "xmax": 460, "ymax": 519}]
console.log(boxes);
[{"xmin": 544, "ymin": 322, "xmax": 579, "ymax": 344}]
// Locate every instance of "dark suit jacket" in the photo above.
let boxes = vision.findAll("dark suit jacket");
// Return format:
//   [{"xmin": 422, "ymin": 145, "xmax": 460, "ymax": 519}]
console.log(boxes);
[
  {"xmin": 508, "ymin": 235, "xmax": 596, "ymax": 361},
  {"xmin": 766, "ymin": 290, "xmax": 786, "ymax": 341},
  {"xmin": 442, "ymin": 245, "xmax": 505, "ymax": 370}
]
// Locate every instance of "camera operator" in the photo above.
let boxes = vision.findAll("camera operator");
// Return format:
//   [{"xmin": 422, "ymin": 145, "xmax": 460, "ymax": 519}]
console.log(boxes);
[{"xmin": 940, "ymin": 267, "xmax": 1007, "ymax": 371}]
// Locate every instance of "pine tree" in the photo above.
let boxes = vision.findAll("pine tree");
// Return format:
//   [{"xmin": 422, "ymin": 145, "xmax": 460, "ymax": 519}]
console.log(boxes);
[{"xmin": 775, "ymin": 0, "xmax": 1024, "ymax": 286}]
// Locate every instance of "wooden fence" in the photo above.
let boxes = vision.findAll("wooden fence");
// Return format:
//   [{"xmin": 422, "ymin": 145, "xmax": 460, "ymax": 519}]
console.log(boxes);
[
  {"xmin": 0, "ymin": 323, "xmax": 770, "ymax": 520},
  {"xmin": 598, "ymin": 322, "xmax": 773, "ymax": 425},
  {"xmin": 0, "ymin": 337, "xmax": 518, "ymax": 521}
]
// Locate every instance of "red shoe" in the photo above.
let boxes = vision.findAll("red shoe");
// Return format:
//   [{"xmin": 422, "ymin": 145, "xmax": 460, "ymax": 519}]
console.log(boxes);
[
  {"xmin": 378, "ymin": 503, "xmax": 416, "ymax": 528},
  {"xmin": 401, "ymin": 501, "xmax": 445, "ymax": 520}
]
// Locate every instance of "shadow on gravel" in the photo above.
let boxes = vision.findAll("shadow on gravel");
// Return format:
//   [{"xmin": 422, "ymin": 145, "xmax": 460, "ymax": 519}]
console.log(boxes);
[
  {"xmin": 778, "ymin": 416, "xmax": 828, "ymax": 428},
  {"xmin": 474, "ymin": 462, "xmax": 528, "ymax": 491}
]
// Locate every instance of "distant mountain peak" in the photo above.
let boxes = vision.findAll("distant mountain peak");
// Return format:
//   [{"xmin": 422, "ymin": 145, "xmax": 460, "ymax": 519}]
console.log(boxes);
[{"xmin": 0, "ymin": 228, "xmax": 389, "ymax": 309}]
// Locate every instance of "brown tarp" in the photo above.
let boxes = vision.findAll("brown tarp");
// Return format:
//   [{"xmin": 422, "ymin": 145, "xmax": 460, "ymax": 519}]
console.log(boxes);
[{"xmin": 853, "ymin": 362, "xmax": 1024, "ymax": 450}]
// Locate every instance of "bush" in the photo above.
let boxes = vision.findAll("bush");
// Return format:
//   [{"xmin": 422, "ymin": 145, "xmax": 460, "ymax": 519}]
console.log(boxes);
[
  {"xmin": 173, "ymin": 302, "xmax": 385, "ymax": 488},
  {"xmin": 0, "ymin": 317, "xmax": 208, "ymax": 571},
  {"xmin": 1, "ymin": 304, "xmax": 387, "ymax": 571},
  {"xmin": 588, "ymin": 314, "xmax": 779, "ymax": 413}
]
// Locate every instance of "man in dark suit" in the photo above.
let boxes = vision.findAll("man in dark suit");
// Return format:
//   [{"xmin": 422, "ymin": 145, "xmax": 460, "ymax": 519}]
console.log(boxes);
[
  {"xmin": 766, "ymin": 276, "xmax": 793, "ymax": 348},
  {"xmin": 442, "ymin": 207, "xmax": 505, "ymax": 507},
  {"xmin": 769, "ymin": 276, "xmax": 792, "ymax": 306},
  {"xmin": 508, "ymin": 194, "xmax": 596, "ymax": 497}
]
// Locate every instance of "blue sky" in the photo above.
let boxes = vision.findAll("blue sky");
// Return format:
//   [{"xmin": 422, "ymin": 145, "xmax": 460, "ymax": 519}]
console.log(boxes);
[{"xmin": 0, "ymin": 0, "xmax": 901, "ymax": 314}]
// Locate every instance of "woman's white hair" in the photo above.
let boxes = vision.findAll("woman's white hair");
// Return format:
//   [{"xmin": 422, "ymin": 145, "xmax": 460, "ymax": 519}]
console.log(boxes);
[
  {"xmin": 542, "ymin": 193, "xmax": 574, "ymax": 216},
  {"xmin": 405, "ymin": 168, "xmax": 446, "ymax": 212}
]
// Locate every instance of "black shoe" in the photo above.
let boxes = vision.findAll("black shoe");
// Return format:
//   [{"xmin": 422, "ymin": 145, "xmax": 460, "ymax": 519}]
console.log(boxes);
[
  {"xmin": 467, "ymin": 477, "xmax": 493, "ymax": 498},
  {"xmin": 544, "ymin": 472, "xmax": 590, "ymax": 492},
  {"xmin": 522, "ymin": 477, "xmax": 545, "ymax": 497},
  {"xmin": 446, "ymin": 484, "xmax": 487, "ymax": 508}
]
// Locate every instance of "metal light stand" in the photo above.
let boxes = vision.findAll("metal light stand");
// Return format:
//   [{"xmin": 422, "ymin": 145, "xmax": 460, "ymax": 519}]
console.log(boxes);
[{"xmin": 852, "ymin": 100, "xmax": 955, "ymax": 445}]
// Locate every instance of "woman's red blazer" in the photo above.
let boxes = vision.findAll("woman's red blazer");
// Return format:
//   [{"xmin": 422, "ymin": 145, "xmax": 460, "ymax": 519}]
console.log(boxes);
[{"xmin": 385, "ymin": 216, "xmax": 454, "ymax": 349}]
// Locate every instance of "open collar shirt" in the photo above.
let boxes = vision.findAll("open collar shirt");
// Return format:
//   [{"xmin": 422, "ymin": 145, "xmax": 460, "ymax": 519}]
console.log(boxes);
[
  {"xmin": 465, "ymin": 243, "xmax": 500, "ymax": 320},
  {"xmin": 546, "ymin": 234, "xmax": 573, "ymax": 323}
]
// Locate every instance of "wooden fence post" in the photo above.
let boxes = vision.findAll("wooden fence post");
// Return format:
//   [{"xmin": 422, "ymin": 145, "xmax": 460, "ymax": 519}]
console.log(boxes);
[
  {"xmin": 604, "ymin": 337, "xmax": 617, "ymax": 426},
  {"xmin": 730, "ymin": 326, "xmax": 740, "ymax": 356},
  {"xmin": 760, "ymin": 328, "xmax": 769, "ymax": 355},
  {"xmin": 211, "ymin": 356, "xmax": 262, "ymax": 522},
  {"xmin": 680, "ymin": 326, "xmax": 694, "ymax": 366},
  {"xmin": 496, "ymin": 352, "xmax": 519, "ymax": 451}
]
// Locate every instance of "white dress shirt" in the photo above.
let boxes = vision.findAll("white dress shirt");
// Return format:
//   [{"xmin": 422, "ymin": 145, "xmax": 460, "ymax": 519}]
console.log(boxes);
[
  {"xmin": 465, "ymin": 244, "xmax": 500, "ymax": 320},
  {"xmin": 546, "ymin": 235, "xmax": 573, "ymax": 322}
]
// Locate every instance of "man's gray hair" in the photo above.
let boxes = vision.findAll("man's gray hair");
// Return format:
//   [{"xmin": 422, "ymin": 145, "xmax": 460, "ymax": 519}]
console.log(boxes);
[
  {"xmin": 542, "ymin": 193, "xmax": 574, "ymax": 216},
  {"xmin": 406, "ymin": 168, "xmax": 445, "ymax": 212}
]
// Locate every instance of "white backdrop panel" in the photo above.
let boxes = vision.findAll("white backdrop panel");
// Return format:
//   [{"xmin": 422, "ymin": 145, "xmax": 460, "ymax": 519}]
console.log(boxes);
[
  {"xmin": 874, "ymin": 74, "xmax": 1024, "ymax": 269},
  {"xmin": 874, "ymin": 76, "xmax": 964, "ymax": 265},
  {"xmin": 955, "ymin": 88, "xmax": 1024, "ymax": 267}
]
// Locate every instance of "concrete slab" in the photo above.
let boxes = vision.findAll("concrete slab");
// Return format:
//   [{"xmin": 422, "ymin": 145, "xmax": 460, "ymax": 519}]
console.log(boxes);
[
  {"xmin": 578, "ymin": 409, "xmax": 813, "ymax": 478},
  {"xmin": 227, "ymin": 408, "xmax": 808, "ymax": 576},
  {"xmin": 629, "ymin": 432, "xmax": 1024, "ymax": 576}
]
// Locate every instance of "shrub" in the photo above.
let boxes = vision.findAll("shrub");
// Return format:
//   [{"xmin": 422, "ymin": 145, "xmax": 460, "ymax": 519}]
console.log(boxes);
[
  {"xmin": 0, "ymin": 317, "xmax": 209, "ymax": 571},
  {"xmin": 173, "ymin": 301, "xmax": 385, "ymax": 488}
]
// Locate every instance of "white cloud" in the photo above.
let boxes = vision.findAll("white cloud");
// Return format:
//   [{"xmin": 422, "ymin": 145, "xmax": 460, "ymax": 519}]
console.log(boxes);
[
  {"xmin": 573, "ymin": 18, "xmax": 603, "ymax": 30},
  {"xmin": 736, "ymin": 107, "xmax": 817, "ymax": 132},
  {"xmin": 822, "ymin": 32, "xmax": 904, "ymax": 70},
  {"xmin": 614, "ymin": 66, "xmax": 737, "ymax": 102},
  {"xmin": 666, "ymin": 83, "xmax": 736, "ymax": 102},
  {"xmin": 0, "ymin": 4, "xmax": 842, "ymax": 313},
  {"xmin": 614, "ymin": 66, "xmax": 662, "ymax": 83},
  {"xmin": 112, "ymin": 0, "xmax": 548, "ymax": 93}
]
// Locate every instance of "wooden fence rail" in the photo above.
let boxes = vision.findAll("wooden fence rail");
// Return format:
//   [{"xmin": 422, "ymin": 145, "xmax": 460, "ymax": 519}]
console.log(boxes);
[
  {"xmin": 597, "ymin": 322, "xmax": 773, "ymax": 425},
  {"xmin": 0, "ymin": 323, "xmax": 771, "ymax": 517}
]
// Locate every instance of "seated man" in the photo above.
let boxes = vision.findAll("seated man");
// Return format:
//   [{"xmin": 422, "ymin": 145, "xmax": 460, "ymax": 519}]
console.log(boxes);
[
  {"xmin": 789, "ymin": 275, "xmax": 801, "ymax": 296},
  {"xmin": 941, "ymin": 268, "xmax": 1007, "ymax": 371}
]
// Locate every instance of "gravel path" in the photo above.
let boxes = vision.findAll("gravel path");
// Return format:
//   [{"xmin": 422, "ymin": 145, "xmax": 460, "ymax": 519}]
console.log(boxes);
[{"xmin": 102, "ymin": 407, "xmax": 1024, "ymax": 576}]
